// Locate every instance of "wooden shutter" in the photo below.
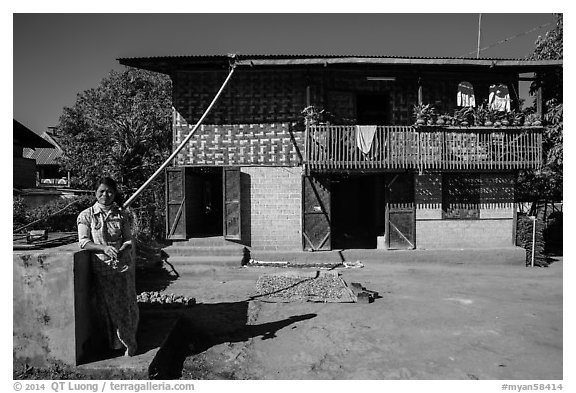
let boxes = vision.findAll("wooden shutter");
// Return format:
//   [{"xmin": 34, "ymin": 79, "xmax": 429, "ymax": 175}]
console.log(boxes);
[
  {"xmin": 223, "ymin": 167, "xmax": 241, "ymax": 240},
  {"xmin": 302, "ymin": 175, "xmax": 331, "ymax": 251},
  {"xmin": 165, "ymin": 167, "xmax": 188, "ymax": 240},
  {"xmin": 385, "ymin": 173, "xmax": 416, "ymax": 249}
]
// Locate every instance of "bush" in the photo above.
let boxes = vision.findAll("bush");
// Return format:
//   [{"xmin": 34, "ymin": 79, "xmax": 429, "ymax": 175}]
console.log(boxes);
[
  {"xmin": 13, "ymin": 197, "xmax": 28, "ymax": 231},
  {"xmin": 13, "ymin": 195, "xmax": 94, "ymax": 233},
  {"xmin": 516, "ymin": 214, "xmax": 547, "ymax": 266},
  {"xmin": 544, "ymin": 212, "xmax": 563, "ymax": 255}
]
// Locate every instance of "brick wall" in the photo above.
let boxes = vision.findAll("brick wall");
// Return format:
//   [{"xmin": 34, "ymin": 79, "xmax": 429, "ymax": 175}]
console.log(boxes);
[
  {"xmin": 415, "ymin": 172, "xmax": 515, "ymax": 249},
  {"xmin": 240, "ymin": 166, "xmax": 302, "ymax": 250}
]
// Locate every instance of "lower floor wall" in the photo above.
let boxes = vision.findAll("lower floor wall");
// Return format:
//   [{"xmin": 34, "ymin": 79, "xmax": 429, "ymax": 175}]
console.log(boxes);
[
  {"xmin": 240, "ymin": 166, "xmax": 302, "ymax": 250},
  {"xmin": 172, "ymin": 165, "xmax": 518, "ymax": 251},
  {"xmin": 416, "ymin": 206, "xmax": 515, "ymax": 249}
]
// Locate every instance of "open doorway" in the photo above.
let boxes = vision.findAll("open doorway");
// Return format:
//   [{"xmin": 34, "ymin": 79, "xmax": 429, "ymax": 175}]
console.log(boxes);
[
  {"xmin": 357, "ymin": 93, "xmax": 391, "ymax": 125},
  {"xmin": 331, "ymin": 174, "xmax": 386, "ymax": 249},
  {"xmin": 188, "ymin": 167, "xmax": 223, "ymax": 237}
]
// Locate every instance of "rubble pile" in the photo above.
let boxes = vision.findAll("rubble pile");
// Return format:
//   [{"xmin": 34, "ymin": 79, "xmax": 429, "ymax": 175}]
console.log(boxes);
[
  {"xmin": 137, "ymin": 291, "xmax": 196, "ymax": 308},
  {"xmin": 255, "ymin": 271, "xmax": 355, "ymax": 303}
]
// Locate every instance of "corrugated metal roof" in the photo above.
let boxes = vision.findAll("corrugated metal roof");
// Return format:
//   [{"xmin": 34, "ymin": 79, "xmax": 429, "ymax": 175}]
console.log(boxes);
[
  {"xmin": 22, "ymin": 146, "xmax": 62, "ymax": 165},
  {"xmin": 118, "ymin": 53, "xmax": 554, "ymax": 61},
  {"xmin": 21, "ymin": 131, "xmax": 63, "ymax": 165},
  {"xmin": 118, "ymin": 54, "xmax": 562, "ymax": 75}
]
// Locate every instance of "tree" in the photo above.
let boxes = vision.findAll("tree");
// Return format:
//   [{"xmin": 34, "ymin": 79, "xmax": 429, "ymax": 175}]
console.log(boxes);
[
  {"xmin": 57, "ymin": 67, "xmax": 172, "ymax": 238},
  {"xmin": 517, "ymin": 14, "xmax": 563, "ymax": 203}
]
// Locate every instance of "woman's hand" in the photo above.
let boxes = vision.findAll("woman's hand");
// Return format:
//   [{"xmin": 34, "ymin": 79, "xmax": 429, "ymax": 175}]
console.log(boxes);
[{"xmin": 103, "ymin": 245, "xmax": 119, "ymax": 259}]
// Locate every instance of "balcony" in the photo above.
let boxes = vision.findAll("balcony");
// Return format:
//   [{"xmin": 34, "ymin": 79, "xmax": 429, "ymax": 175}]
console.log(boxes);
[{"xmin": 304, "ymin": 125, "xmax": 543, "ymax": 172}]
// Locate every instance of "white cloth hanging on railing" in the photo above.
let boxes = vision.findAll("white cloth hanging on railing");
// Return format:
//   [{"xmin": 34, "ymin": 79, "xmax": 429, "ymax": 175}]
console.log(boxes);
[{"xmin": 356, "ymin": 125, "xmax": 377, "ymax": 154}]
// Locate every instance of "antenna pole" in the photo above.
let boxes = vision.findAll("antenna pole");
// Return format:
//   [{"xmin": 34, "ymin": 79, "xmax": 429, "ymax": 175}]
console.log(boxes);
[{"xmin": 477, "ymin": 13, "xmax": 482, "ymax": 58}]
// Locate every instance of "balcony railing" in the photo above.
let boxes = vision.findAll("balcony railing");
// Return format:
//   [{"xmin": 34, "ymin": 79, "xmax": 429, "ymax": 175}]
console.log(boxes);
[{"xmin": 305, "ymin": 125, "xmax": 543, "ymax": 171}]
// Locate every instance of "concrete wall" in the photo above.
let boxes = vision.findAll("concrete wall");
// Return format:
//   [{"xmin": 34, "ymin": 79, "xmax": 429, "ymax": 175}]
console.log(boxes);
[
  {"xmin": 416, "ymin": 208, "xmax": 515, "ymax": 249},
  {"xmin": 240, "ymin": 166, "xmax": 302, "ymax": 250},
  {"xmin": 13, "ymin": 248, "xmax": 102, "ymax": 366}
]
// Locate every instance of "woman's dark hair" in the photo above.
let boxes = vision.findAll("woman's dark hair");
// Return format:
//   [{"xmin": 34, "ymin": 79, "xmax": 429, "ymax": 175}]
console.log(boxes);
[{"xmin": 95, "ymin": 177, "xmax": 124, "ymax": 205}]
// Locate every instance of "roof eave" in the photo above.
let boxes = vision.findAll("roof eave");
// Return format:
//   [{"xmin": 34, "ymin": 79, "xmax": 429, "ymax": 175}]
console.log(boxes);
[{"xmin": 118, "ymin": 55, "xmax": 562, "ymax": 75}]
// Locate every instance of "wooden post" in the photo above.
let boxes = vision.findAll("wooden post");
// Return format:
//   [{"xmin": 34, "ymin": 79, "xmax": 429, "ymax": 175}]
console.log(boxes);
[
  {"xmin": 536, "ymin": 84, "xmax": 543, "ymax": 119},
  {"xmin": 418, "ymin": 78, "xmax": 423, "ymax": 105}
]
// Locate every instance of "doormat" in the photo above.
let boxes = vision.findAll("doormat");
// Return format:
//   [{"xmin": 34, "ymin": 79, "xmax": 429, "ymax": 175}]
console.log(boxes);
[{"xmin": 253, "ymin": 270, "xmax": 356, "ymax": 303}]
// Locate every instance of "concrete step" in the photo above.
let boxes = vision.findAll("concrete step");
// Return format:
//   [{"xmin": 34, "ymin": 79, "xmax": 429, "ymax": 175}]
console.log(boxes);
[
  {"xmin": 249, "ymin": 247, "xmax": 526, "ymax": 266},
  {"xmin": 169, "ymin": 236, "xmax": 239, "ymax": 247},
  {"xmin": 163, "ymin": 244, "xmax": 246, "ymax": 257}
]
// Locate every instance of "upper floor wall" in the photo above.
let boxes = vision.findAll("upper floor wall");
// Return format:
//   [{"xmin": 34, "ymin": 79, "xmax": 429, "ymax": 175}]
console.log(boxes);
[{"xmin": 171, "ymin": 67, "xmax": 521, "ymax": 127}]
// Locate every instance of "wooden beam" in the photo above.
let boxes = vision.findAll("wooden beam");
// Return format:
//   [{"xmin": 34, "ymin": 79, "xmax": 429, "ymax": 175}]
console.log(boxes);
[{"xmin": 536, "ymin": 85, "xmax": 544, "ymax": 118}]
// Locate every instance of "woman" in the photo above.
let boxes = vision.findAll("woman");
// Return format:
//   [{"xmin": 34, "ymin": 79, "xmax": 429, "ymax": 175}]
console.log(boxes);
[{"xmin": 77, "ymin": 177, "xmax": 139, "ymax": 356}]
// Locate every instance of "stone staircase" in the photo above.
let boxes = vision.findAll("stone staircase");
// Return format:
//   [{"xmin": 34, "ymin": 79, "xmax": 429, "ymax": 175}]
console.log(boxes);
[{"xmin": 160, "ymin": 236, "xmax": 246, "ymax": 271}]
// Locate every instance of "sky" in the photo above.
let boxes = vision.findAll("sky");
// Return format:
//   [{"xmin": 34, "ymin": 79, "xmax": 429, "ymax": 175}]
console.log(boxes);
[{"xmin": 13, "ymin": 13, "xmax": 558, "ymax": 134}]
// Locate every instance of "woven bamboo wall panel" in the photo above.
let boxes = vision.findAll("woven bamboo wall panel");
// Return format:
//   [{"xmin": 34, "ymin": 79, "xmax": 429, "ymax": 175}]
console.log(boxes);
[
  {"xmin": 173, "ymin": 70, "xmax": 308, "ymax": 125},
  {"xmin": 173, "ymin": 110, "xmax": 303, "ymax": 166}
]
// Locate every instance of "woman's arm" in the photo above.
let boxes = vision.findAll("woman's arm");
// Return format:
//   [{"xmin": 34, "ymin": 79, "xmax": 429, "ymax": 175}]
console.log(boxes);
[
  {"xmin": 77, "ymin": 213, "xmax": 119, "ymax": 259},
  {"xmin": 118, "ymin": 210, "xmax": 133, "ymax": 253}
]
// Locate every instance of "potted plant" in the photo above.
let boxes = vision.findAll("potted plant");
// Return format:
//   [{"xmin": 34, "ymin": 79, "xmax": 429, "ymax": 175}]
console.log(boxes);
[
  {"xmin": 413, "ymin": 104, "xmax": 429, "ymax": 125},
  {"xmin": 524, "ymin": 112, "xmax": 542, "ymax": 126},
  {"xmin": 427, "ymin": 105, "xmax": 439, "ymax": 125},
  {"xmin": 473, "ymin": 105, "xmax": 488, "ymax": 127},
  {"xmin": 492, "ymin": 110, "xmax": 508, "ymax": 127},
  {"xmin": 454, "ymin": 107, "xmax": 474, "ymax": 126},
  {"xmin": 511, "ymin": 110, "xmax": 524, "ymax": 126},
  {"xmin": 437, "ymin": 113, "xmax": 452, "ymax": 126}
]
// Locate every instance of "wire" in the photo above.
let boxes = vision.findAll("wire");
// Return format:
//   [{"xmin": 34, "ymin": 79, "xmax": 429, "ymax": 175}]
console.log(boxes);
[
  {"xmin": 13, "ymin": 200, "xmax": 80, "ymax": 233},
  {"xmin": 459, "ymin": 22, "xmax": 552, "ymax": 58}
]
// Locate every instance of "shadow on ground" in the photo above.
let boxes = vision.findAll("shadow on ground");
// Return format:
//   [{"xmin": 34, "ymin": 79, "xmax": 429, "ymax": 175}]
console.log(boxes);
[{"xmin": 148, "ymin": 301, "xmax": 316, "ymax": 379}]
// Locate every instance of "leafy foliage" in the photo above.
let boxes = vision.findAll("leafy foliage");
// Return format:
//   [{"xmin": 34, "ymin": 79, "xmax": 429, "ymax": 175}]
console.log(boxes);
[
  {"xmin": 13, "ymin": 195, "xmax": 94, "ymax": 232},
  {"xmin": 56, "ymin": 67, "xmax": 173, "ymax": 238},
  {"xmin": 528, "ymin": 14, "xmax": 563, "ymax": 61},
  {"xmin": 517, "ymin": 14, "xmax": 563, "ymax": 203}
]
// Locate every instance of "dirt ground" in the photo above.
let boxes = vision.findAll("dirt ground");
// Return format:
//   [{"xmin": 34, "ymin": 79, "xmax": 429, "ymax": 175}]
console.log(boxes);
[{"xmin": 164, "ymin": 258, "xmax": 563, "ymax": 380}]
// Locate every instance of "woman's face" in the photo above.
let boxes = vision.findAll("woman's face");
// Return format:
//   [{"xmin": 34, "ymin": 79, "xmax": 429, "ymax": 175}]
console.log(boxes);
[{"xmin": 96, "ymin": 183, "xmax": 116, "ymax": 206}]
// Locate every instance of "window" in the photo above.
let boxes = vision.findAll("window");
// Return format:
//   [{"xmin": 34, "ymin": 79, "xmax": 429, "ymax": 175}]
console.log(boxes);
[
  {"xmin": 442, "ymin": 174, "xmax": 481, "ymax": 219},
  {"xmin": 442, "ymin": 173, "xmax": 515, "ymax": 219}
]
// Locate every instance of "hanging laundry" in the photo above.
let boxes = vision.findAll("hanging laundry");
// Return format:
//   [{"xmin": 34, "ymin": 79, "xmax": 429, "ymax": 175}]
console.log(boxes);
[
  {"xmin": 457, "ymin": 81, "xmax": 476, "ymax": 107},
  {"xmin": 356, "ymin": 125, "xmax": 377, "ymax": 154},
  {"xmin": 489, "ymin": 84, "xmax": 511, "ymax": 112}
]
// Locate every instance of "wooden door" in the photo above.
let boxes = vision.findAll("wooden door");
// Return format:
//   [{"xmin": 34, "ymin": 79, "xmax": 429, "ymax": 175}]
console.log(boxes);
[
  {"xmin": 302, "ymin": 175, "xmax": 331, "ymax": 251},
  {"xmin": 385, "ymin": 173, "xmax": 416, "ymax": 249},
  {"xmin": 223, "ymin": 167, "xmax": 241, "ymax": 240},
  {"xmin": 165, "ymin": 167, "xmax": 188, "ymax": 240}
]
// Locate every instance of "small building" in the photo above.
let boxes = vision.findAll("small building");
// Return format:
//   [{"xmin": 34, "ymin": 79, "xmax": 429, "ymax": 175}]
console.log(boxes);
[
  {"xmin": 13, "ymin": 119, "xmax": 54, "ymax": 189},
  {"xmin": 118, "ymin": 55, "xmax": 562, "ymax": 252},
  {"xmin": 23, "ymin": 127, "xmax": 70, "ymax": 187}
]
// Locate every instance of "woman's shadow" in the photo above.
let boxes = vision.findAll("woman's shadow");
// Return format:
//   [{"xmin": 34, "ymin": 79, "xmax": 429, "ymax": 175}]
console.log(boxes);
[{"xmin": 148, "ymin": 301, "xmax": 316, "ymax": 379}]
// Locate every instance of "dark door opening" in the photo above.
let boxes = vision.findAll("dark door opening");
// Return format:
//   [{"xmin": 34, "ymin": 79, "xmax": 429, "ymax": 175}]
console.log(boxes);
[
  {"xmin": 187, "ymin": 167, "xmax": 223, "ymax": 237},
  {"xmin": 331, "ymin": 174, "xmax": 386, "ymax": 249},
  {"xmin": 357, "ymin": 93, "xmax": 391, "ymax": 125}
]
